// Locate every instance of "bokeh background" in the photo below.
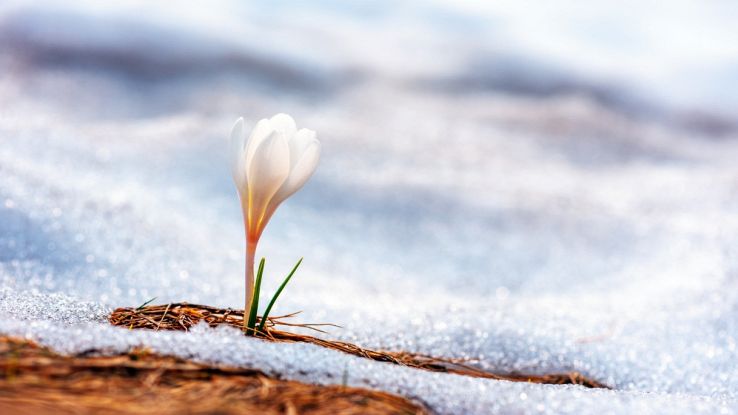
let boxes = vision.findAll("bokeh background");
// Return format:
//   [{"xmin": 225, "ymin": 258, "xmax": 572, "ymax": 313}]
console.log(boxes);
[{"xmin": 1, "ymin": 1, "xmax": 738, "ymax": 413}]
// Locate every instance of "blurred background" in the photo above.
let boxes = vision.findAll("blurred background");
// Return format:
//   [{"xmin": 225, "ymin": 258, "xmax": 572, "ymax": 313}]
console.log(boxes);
[{"xmin": 1, "ymin": 0, "xmax": 738, "ymax": 378}]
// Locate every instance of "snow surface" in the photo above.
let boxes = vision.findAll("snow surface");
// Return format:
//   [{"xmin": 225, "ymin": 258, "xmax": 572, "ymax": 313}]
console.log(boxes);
[{"xmin": 1, "ymin": 1, "xmax": 738, "ymax": 414}]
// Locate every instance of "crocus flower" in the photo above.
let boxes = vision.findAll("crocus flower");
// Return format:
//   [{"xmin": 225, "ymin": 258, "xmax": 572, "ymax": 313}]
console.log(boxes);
[{"xmin": 230, "ymin": 113, "xmax": 320, "ymax": 315}]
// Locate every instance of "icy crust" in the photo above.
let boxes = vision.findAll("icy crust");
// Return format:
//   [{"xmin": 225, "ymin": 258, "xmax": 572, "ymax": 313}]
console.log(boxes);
[
  {"xmin": 0, "ymin": 288, "xmax": 110, "ymax": 324},
  {"xmin": 0, "ymin": 317, "xmax": 734, "ymax": 415},
  {"xmin": 1, "ymin": 289, "xmax": 737, "ymax": 415}
]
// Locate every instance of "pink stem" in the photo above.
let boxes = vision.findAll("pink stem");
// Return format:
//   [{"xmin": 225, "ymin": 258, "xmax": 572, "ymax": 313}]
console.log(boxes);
[{"xmin": 245, "ymin": 237, "xmax": 257, "ymax": 328}]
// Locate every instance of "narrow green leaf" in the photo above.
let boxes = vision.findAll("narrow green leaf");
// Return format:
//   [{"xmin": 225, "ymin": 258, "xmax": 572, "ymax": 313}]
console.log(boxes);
[
  {"xmin": 136, "ymin": 297, "xmax": 157, "ymax": 310},
  {"xmin": 258, "ymin": 257, "xmax": 302, "ymax": 332},
  {"xmin": 246, "ymin": 258, "xmax": 265, "ymax": 335}
]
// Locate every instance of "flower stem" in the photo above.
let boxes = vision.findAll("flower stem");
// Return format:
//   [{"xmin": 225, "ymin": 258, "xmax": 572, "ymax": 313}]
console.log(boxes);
[{"xmin": 244, "ymin": 238, "xmax": 256, "ymax": 331}]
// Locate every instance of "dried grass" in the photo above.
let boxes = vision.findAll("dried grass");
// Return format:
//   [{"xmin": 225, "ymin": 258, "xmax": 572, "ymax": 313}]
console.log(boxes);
[
  {"xmin": 0, "ymin": 336, "xmax": 427, "ymax": 415},
  {"xmin": 110, "ymin": 302, "xmax": 608, "ymax": 388}
]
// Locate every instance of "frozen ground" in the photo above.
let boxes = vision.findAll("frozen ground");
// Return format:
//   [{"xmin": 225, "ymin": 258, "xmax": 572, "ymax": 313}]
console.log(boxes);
[{"xmin": 1, "ymin": 1, "xmax": 738, "ymax": 414}]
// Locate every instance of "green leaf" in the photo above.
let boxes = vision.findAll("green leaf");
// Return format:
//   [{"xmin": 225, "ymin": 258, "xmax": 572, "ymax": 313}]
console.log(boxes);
[
  {"xmin": 136, "ymin": 297, "xmax": 157, "ymax": 310},
  {"xmin": 246, "ymin": 258, "xmax": 265, "ymax": 335},
  {"xmin": 258, "ymin": 257, "xmax": 302, "ymax": 332}
]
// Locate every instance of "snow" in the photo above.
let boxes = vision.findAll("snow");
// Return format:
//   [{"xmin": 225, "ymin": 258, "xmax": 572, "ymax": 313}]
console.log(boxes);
[{"xmin": 1, "ymin": 1, "xmax": 738, "ymax": 414}]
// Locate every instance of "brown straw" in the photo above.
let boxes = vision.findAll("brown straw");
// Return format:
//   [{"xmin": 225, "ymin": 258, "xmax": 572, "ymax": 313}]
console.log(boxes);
[
  {"xmin": 0, "ymin": 336, "xmax": 427, "ymax": 415},
  {"xmin": 109, "ymin": 302, "xmax": 608, "ymax": 388}
]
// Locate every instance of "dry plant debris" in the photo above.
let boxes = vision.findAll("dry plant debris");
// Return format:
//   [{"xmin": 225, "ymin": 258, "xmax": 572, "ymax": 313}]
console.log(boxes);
[
  {"xmin": 0, "ymin": 336, "xmax": 427, "ymax": 415},
  {"xmin": 110, "ymin": 302, "xmax": 608, "ymax": 388}
]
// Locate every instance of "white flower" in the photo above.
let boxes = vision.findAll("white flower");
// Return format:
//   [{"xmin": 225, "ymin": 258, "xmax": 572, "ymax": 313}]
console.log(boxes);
[{"xmin": 230, "ymin": 113, "xmax": 320, "ymax": 312}]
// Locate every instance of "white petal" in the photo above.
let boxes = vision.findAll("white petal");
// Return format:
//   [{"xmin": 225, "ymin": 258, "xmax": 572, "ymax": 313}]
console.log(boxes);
[
  {"xmin": 275, "ymin": 139, "xmax": 320, "ymax": 205},
  {"xmin": 269, "ymin": 113, "xmax": 297, "ymax": 138},
  {"xmin": 246, "ymin": 131, "xmax": 291, "ymax": 232},
  {"xmin": 260, "ymin": 140, "xmax": 320, "ymax": 227},
  {"xmin": 245, "ymin": 118, "xmax": 273, "ymax": 169},
  {"xmin": 288, "ymin": 128, "xmax": 316, "ymax": 167},
  {"xmin": 229, "ymin": 117, "xmax": 247, "ymax": 192}
]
